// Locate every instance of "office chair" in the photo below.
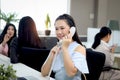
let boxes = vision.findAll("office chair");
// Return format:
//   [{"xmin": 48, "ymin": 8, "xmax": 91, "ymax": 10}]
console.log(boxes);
[
  {"xmin": 20, "ymin": 47, "xmax": 56, "ymax": 78},
  {"xmin": 82, "ymin": 48, "xmax": 106, "ymax": 80},
  {"xmin": 102, "ymin": 66, "xmax": 120, "ymax": 71},
  {"xmin": 19, "ymin": 47, "xmax": 50, "ymax": 71},
  {"xmin": 101, "ymin": 61, "xmax": 120, "ymax": 80}
]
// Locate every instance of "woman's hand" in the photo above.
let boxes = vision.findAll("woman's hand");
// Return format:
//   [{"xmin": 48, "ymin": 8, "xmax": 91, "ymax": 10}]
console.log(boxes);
[
  {"xmin": 62, "ymin": 34, "xmax": 73, "ymax": 49},
  {"xmin": 2, "ymin": 34, "xmax": 10, "ymax": 47},
  {"xmin": 41, "ymin": 45, "xmax": 60, "ymax": 76},
  {"xmin": 110, "ymin": 44, "xmax": 117, "ymax": 53},
  {"xmin": 50, "ymin": 46, "xmax": 60, "ymax": 56}
]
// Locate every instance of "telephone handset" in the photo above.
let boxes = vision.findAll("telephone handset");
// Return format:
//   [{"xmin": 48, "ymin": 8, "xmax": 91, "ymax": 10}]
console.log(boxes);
[
  {"xmin": 70, "ymin": 26, "xmax": 76, "ymax": 38},
  {"xmin": 57, "ymin": 26, "xmax": 76, "ymax": 47}
]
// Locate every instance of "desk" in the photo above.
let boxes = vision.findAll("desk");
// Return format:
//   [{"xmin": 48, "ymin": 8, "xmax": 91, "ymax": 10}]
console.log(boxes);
[
  {"xmin": 114, "ymin": 53, "xmax": 120, "ymax": 68},
  {"xmin": 114, "ymin": 53, "xmax": 120, "ymax": 58},
  {"xmin": 12, "ymin": 63, "xmax": 55, "ymax": 80},
  {"xmin": 0, "ymin": 54, "xmax": 10, "ymax": 67},
  {"xmin": 0, "ymin": 54, "xmax": 55, "ymax": 80}
]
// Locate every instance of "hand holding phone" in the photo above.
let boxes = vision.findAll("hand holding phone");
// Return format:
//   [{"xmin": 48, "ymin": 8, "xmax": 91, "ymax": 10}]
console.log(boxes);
[
  {"xmin": 110, "ymin": 44, "xmax": 117, "ymax": 53},
  {"xmin": 57, "ymin": 26, "xmax": 76, "ymax": 47}
]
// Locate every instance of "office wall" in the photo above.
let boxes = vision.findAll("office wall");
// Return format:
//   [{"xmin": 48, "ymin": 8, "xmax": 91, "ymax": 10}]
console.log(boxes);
[
  {"xmin": 107, "ymin": 0, "xmax": 120, "ymax": 27},
  {"xmin": 70, "ymin": 0, "xmax": 120, "ymax": 35},
  {"xmin": 97, "ymin": 0, "xmax": 108, "ymax": 27},
  {"xmin": 1, "ymin": 0, "xmax": 120, "ymax": 35},
  {"xmin": 97, "ymin": 0, "xmax": 120, "ymax": 28},
  {"xmin": 70, "ymin": 0, "xmax": 94, "ymax": 35}
]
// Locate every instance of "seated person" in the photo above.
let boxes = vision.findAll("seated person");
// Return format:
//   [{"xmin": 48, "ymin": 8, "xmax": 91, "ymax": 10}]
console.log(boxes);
[
  {"xmin": 41, "ymin": 14, "xmax": 89, "ymax": 80},
  {"xmin": 92, "ymin": 26, "xmax": 120, "ymax": 80},
  {"xmin": 10, "ymin": 16, "xmax": 46, "ymax": 63},
  {"xmin": 0, "ymin": 23, "xmax": 16, "ymax": 57}
]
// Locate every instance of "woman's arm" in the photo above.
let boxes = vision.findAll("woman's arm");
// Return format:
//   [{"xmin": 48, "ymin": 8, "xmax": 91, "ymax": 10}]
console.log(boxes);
[
  {"xmin": 41, "ymin": 46, "xmax": 59, "ymax": 76},
  {"xmin": 62, "ymin": 47, "xmax": 77, "ymax": 77},
  {"xmin": 110, "ymin": 44, "xmax": 117, "ymax": 53},
  {"xmin": 0, "ymin": 43, "xmax": 8, "ymax": 56},
  {"xmin": 62, "ymin": 41, "xmax": 86, "ymax": 77},
  {"xmin": 0, "ymin": 34, "xmax": 10, "ymax": 56}
]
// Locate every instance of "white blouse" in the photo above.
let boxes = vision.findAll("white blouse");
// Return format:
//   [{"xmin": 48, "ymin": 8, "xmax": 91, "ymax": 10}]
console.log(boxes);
[
  {"xmin": 52, "ymin": 41, "xmax": 89, "ymax": 80},
  {"xmin": 95, "ymin": 40, "xmax": 114, "ymax": 66}
]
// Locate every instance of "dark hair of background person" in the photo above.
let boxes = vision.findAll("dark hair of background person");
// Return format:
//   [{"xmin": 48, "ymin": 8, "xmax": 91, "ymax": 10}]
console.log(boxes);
[
  {"xmin": 0, "ymin": 23, "xmax": 17, "ymax": 46},
  {"xmin": 18, "ymin": 16, "xmax": 42, "ymax": 48},
  {"xmin": 92, "ymin": 26, "xmax": 112, "ymax": 49},
  {"xmin": 55, "ymin": 14, "xmax": 83, "ymax": 46}
]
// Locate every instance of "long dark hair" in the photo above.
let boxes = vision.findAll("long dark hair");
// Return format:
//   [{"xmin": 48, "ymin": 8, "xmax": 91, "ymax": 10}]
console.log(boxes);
[
  {"xmin": 18, "ymin": 16, "xmax": 41, "ymax": 48},
  {"xmin": 92, "ymin": 26, "xmax": 112, "ymax": 49},
  {"xmin": 0, "ymin": 23, "xmax": 17, "ymax": 46},
  {"xmin": 55, "ymin": 14, "xmax": 83, "ymax": 45}
]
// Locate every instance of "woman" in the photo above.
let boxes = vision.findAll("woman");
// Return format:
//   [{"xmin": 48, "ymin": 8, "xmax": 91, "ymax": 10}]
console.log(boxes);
[
  {"xmin": 92, "ymin": 26, "xmax": 120, "ymax": 80},
  {"xmin": 41, "ymin": 14, "xmax": 89, "ymax": 80},
  {"xmin": 0, "ymin": 23, "xmax": 16, "ymax": 56},
  {"xmin": 10, "ymin": 16, "xmax": 45, "ymax": 63}
]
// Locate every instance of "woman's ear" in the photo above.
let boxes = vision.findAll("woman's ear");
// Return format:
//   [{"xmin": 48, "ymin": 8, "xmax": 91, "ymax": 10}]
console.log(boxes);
[
  {"xmin": 68, "ymin": 30, "xmax": 70, "ymax": 34},
  {"xmin": 108, "ymin": 34, "xmax": 111, "ymax": 39}
]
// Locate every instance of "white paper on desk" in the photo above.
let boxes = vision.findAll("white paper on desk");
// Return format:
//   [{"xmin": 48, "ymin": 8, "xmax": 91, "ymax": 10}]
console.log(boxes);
[
  {"xmin": 12, "ymin": 63, "xmax": 55, "ymax": 80},
  {"xmin": 0, "ymin": 54, "xmax": 10, "ymax": 67},
  {"xmin": 24, "ymin": 76, "xmax": 40, "ymax": 80},
  {"xmin": 20, "ymin": 76, "xmax": 50, "ymax": 80}
]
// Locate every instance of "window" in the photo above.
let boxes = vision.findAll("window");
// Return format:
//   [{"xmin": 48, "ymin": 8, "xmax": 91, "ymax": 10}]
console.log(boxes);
[{"xmin": 0, "ymin": 0, "xmax": 70, "ymax": 34}]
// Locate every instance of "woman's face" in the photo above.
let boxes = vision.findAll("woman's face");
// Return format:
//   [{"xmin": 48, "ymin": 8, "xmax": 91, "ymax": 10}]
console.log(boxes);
[
  {"xmin": 107, "ymin": 34, "xmax": 111, "ymax": 43},
  {"xmin": 55, "ymin": 20, "xmax": 70, "ymax": 40},
  {"xmin": 6, "ymin": 26, "xmax": 15, "ymax": 38}
]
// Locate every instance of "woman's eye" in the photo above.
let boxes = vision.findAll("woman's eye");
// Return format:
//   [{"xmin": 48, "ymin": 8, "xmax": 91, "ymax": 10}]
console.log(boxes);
[
  {"xmin": 55, "ymin": 28, "xmax": 58, "ymax": 30},
  {"xmin": 61, "ymin": 28, "xmax": 64, "ymax": 30}
]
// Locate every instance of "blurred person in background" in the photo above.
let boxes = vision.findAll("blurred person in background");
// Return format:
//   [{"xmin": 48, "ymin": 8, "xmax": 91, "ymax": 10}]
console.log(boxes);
[
  {"xmin": 92, "ymin": 26, "xmax": 120, "ymax": 80},
  {"xmin": 10, "ymin": 16, "xmax": 46, "ymax": 63},
  {"xmin": 0, "ymin": 23, "xmax": 16, "ymax": 56}
]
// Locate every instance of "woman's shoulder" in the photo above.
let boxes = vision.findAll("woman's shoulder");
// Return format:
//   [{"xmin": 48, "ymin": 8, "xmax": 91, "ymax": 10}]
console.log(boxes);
[
  {"xmin": 13, "ymin": 37, "xmax": 18, "ymax": 40},
  {"xmin": 74, "ymin": 44, "xmax": 86, "ymax": 55},
  {"xmin": 12, "ymin": 37, "xmax": 18, "ymax": 42},
  {"xmin": 10, "ymin": 37, "xmax": 18, "ymax": 46}
]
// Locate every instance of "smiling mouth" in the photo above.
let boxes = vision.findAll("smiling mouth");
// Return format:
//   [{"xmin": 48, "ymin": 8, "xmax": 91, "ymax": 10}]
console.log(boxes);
[
  {"xmin": 8, "ymin": 33, "xmax": 11, "ymax": 36},
  {"xmin": 7, "ymin": 33, "xmax": 12, "ymax": 37},
  {"xmin": 58, "ymin": 36, "xmax": 64, "ymax": 39}
]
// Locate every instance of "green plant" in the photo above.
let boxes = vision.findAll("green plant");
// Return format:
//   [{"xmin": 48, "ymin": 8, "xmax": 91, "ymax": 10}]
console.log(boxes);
[
  {"xmin": 0, "ymin": 10, "xmax": 19, "ymax": 25},
  {"xmin": 0, "ymin": 64, "xmax": 17, "ymax": 80},
  {"xmin": 45, "ymin": 13, "xmax": 51, "ymax": 30}
]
